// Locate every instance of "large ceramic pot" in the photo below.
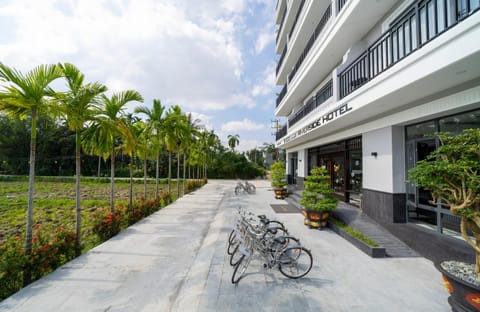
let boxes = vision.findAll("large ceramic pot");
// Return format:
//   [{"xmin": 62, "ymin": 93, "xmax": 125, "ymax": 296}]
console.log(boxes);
[
  {"xmin": 435, "ymin": 261, "xmax": 480, "ymax": 312},
  {"xmin": 273, "ymin": 187, "xmax": 287, "ymax": 199},
  {"xmin": 301, "ymin": 209, "xmax": 329, "ymax": 230}
]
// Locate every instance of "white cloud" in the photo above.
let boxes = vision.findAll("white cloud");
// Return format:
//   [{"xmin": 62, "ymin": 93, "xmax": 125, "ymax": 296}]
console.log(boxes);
[
  {"xmin": 0, "ymin": 0, "xmax": 251, "ymax": 111},
  {"xmin": 251, "ymin": 61, "xmax": 275, "ymax": 97},
  {"xmin": 254, "ymin": 29, "xmax": 273, "ymax": 55},
  {"xmin": 221, "ymin": 118, "xmax": 266, "ymax": 133}
]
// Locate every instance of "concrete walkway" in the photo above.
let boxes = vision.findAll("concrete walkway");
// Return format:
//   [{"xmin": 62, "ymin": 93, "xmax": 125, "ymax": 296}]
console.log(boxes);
[{"xmin": 0, "ymin": 180, "xmax": 450, "ymax": 311}]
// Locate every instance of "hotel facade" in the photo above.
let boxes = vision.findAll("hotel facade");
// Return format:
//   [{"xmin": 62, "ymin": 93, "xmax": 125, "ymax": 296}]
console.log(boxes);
[{"xmin": 274, "ymin": 0, "xmax": 480, "ymax": 236}]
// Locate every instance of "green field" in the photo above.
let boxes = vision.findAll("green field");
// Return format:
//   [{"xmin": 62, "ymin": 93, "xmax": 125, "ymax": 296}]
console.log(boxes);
[{"xmin": 0, "ymin": 178, "xmax": 179, "ymax": 250}]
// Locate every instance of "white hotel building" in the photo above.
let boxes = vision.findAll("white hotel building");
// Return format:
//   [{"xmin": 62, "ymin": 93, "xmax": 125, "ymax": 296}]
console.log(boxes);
[{"xmin": 274, "ymin": 0, "xmax": 480, "ymax": 236}]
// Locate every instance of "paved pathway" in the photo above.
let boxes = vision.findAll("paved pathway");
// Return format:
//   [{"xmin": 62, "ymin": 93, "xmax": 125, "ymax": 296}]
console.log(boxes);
[{"xmin": 0, "ymin": 180, "xmax": 450, "ymax": 311}]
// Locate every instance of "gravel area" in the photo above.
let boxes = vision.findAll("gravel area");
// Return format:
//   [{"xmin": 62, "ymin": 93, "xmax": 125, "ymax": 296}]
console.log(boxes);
[{"xmin": 441, "ymin": 260, "xmax": 480, "ymax": 287}]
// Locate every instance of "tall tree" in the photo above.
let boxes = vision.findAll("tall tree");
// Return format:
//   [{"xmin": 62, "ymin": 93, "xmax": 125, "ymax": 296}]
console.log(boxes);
[
  {"xmin": 82, "ymin": 90, "xmax": 144, "ymax": 211},
  {"xmin": 164, "ymin": 105, "xmax": 188, "ymax": 197},
  {"xmin": 0, "ymin": 63, "xmax": 63, "ymax": 285},
  {"xmin": 135, "ymin": 99, "xmax": 165, "ymax": 198},
  {"xmin": 57, "ymin": 63, "xmax": 107, "ymax": 256},
  {"xmin": 182, "ymin": 113, "xmax": 203, "ymax": 193},
  {"xmin": 227, "ymin": 134, "xmax": 240, "ymax": 152}
]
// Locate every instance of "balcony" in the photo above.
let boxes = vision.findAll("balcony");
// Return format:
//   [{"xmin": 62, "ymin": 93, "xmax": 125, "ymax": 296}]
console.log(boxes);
[
  {"xmin": 276, "ymin": 124, "xmax": 288, "ymax": 141},
  {"xmin": 288, "ymin": 79, "xmax": 333, "ymax": 127},
  {"xmin": 287, "ymin": 4, "xmax": 332, "ymax": 84},
  {"xmin": 339, "ymin": 0, "xmax": 480, "ymax": 99}
]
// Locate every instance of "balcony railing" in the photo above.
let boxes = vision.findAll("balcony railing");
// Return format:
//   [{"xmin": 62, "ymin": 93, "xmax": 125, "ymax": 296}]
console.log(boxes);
[
  {"xmin": 339, "ymin": 0, "xmax": 480, "ymax": 99},
  {"xmin": 288, "ymin": 4, "xmax": 332, "ymax": 84},
  {"xmin": 288, "ymin": 0, "xmax": 306, "ymax": 41},
  {"xmin": 276, "ymin": 124, "xmax": 288, "ymax": 141},
  {"xmin": 288, "ymin": 79, "xmax": 333, "ymax": 127},
  {"xmin": 276, "ymin": 84, "xmax": 287, "ymax": 107},
  {"xmin": 338, "ymin": 0, "xmax": 348, "ymax": 13},
  {"xmin": 276, "ymin": 45, "xmax": 288, "ymax": 75},
  {"xmin": 276, "ymin": 6, "xmax": 288, "ymax": 44}
]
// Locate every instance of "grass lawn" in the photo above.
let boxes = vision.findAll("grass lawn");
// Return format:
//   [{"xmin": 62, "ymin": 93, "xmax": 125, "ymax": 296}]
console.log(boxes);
[{"xmin": 0, "ymin": 179, "xmax": 180, "ymax": 251}]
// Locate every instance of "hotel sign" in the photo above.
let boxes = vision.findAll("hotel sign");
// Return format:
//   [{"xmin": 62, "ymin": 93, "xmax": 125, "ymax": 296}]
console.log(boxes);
[{"xmin": 280, "ymin": 103, "xmax": 353, "ymax": 145}]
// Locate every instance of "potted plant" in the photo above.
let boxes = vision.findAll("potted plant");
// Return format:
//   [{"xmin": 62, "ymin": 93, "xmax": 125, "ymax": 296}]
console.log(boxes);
[
  {"xmin": 300, "ymin": 166, "xmax": 338, "ymax": 229},
  {"xmin": 408, "ymin": 128, "xmax": 480, "ymax": 312},
  {"xmin": 270, "ymin": 161, "xmax": 287, "ymax": 199}
]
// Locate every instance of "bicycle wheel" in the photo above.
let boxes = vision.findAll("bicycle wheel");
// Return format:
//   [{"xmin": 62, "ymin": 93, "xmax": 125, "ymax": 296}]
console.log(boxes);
[
  {"xmin": 232, "ymin": 255, "xmax": 251, "ymax": 284},
  {"xmin": 246, "ymin": 183, "xmax": 256, "ymax": 194},
  {"xmin": 278, "ymin": 246, "xmax": 313, "ymax": 279},
  {"xmin": 229, "ymin": 244, "xmax": 243, "ymax": 266},
  {"xmin": 227, "ymin": 230, "xmax": 238, "ymax": 255},
  {"xmin": 234, "ymin": 185, "xmax": 242, "ymax": 195}
]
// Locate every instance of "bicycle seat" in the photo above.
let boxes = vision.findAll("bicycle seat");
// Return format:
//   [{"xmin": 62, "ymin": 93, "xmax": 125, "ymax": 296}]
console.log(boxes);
[
  {"xmin": 274, "ymin": 236, "xmax": 287, "ymax": 245},
  {"xmin": 267, "ymin": 228, "xmax": 278, "ymax": 235},
  {"xmin": 258, "ymin": 214, "xmax": 267, "ymax": 219}
]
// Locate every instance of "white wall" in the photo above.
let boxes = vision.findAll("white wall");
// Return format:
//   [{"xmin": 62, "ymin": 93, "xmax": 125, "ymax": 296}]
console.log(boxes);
[
  {"xmin": 298, "ymin": 149, "xmax": 307, "ymax": 178},
  {"xmin": 363, "ymin": 127, "xmax": 393, "ymax": 193}
]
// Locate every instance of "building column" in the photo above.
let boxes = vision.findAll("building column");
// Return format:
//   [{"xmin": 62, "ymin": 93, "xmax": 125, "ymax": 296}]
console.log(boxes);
[{"xmin": 362, "ymin": 126, "xmax": 406, "ymax": 223}]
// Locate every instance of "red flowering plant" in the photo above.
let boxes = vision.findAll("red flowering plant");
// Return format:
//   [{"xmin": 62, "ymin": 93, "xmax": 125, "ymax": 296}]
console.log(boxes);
[
  {"xmin": 30, "ymin": 224, "xmax": 77, "ymax": 280},
  {"xmin": 0, "ymin": 235, "xmax": 26, "ymax": 300},
  {"xmin": 91, "ymin": 206, "xmax": 126, "ymax": 241}
]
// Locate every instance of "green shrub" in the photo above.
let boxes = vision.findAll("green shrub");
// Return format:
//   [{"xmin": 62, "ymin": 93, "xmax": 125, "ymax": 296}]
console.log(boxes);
[
  {"xmin": 0, "ymin": 236, "xmax": 26, "ymax": 300},
  {"xmin": 329, "ymin": 218, "xmax": 378, "ymax": 247}
]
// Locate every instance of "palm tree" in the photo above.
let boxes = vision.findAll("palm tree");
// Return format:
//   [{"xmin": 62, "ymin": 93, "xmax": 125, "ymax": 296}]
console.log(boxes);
[
  {"xmin": 0, "ymin": 63, "xmax": 63, "ymax": 285},
  {"xmin": 227, "ymin": 134, "xmax": 240, "ymax": 152},
  {"xmin": 56, "ymin": 63, "xmax": 107, "ymax": 256},
  {"xmin": 135, "ymin": 99, "xmax": 165, "ymax": 198},
  {"xmin": 82, "ymin": 90, "xmax": 144, "ymax": 211},
  {"xmin": 164, "ymin": 105, "xmax": 188, "ymax": 196},
  {"xmin": 182, "ymin": 113, "xmax": 203, "ymax": 193},
  {"xmin": 121, "ymin": 115, "xmax": 143, "ymax": 211}
]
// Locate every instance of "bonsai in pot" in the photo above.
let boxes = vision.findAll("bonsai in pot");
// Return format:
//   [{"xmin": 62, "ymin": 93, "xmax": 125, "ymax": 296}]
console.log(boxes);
[
  {"xmin": 408, "ymin": 128, "xmax": 480, "ymax": 312},
  {"xmin": 270, "ymin": 161, "xmax": 287, "ymax": 199},
  {"xmin": 300, "ymin": 166, "xmax": 338, "ymax": 229}
]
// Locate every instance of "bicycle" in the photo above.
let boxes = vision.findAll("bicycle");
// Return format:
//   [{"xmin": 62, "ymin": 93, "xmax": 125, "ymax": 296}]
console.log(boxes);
[
  {"xmin": 234, "ymin": 180, "xmax": 256, "ymax": 195},
  {"xmin": 231, "ymin": 227, "xmax": 312, "ymax": 284},
  {"xmin": 227, "ymin": 208, "xmax": 286, "ymax": 257}
]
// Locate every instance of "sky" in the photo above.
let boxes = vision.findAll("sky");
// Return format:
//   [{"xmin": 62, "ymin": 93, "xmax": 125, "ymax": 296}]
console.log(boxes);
[{"xmin": 0, "ymin": 0, "xmax": 280, "ymax": 152}]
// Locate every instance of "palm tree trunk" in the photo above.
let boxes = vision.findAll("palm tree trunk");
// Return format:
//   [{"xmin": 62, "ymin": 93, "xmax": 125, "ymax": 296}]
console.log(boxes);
[
  {"xmin": 183, "ymin": 153, "xmax": 186, "ymax": 195},
  {"xmin": 75, "ymin": 131, "xmax": 82, "ymax": 257},
  {"xmin": 97, "ymin": 156, "xmax": 101, "ymax": 177},
  {"xmin": 24, "ymin": 107, "xmax": 37, "ymax": 286},
  {"xmin": 177, "ymin": 150, "xmax": 181, "ymax": 197},
  {"xmin": 129, "ymin": 163, "xmax": 133, "ymax": 211},
  {"xmin": 110, "ymin": 146, "xmax": 115, "ymax": 212},
  {"xmin": 168, "ymin": 151, "xmax": 172, "ymax": 193},
  {"xmin": 143, "ymin": 151, "xmax": 147, "ymax": 198},
  {"xmin": 155, "ymin": 151, "xmax": 159, "ymax": 199}
]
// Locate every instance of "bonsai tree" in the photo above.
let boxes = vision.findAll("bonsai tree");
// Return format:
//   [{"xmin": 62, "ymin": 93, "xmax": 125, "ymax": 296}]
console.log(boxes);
[
  {"xmin": 408, "ymin": 128, "xmax": 480, "ymax": 278},
  {"xmin": 301, "ymin": 166, "xmax": 338, "ymax": 212},
  {"xmin": 270, "ymin": 161, "xmax": 287, "ymax": 189}
]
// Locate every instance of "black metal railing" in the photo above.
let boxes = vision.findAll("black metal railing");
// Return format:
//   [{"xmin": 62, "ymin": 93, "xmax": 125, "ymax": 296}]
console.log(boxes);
[
  {"xmin": 339, "ymin": 0, "xmax": 480, "ymax": 99},
  {"xmin": 288, "ymin": 4, "xmax": 332, "ymax": 84},
  {"xmin": 276, "ymin": 45, "xmax": 288, "ymax": 75},
  {"xmin": 276, "ymin": 84, "xmax": 287, "ymax": 107},
  {"xmin": 276, "ymin": 6, "xmax": 288, "ymax": 44},
  {"xmin": 276, "ymin": 124, "xmax": 288, "ymax": 141},
  {"xmin": 288, "ymin": 0, "xmax": 306, "ymax": 41},
  {"xmin": 288, "ymin": 79, "xmax": 333, "ymax": 127},
  {"xmin": 338, "ymin": 0, "xmax": 348, "ymax": 13}
]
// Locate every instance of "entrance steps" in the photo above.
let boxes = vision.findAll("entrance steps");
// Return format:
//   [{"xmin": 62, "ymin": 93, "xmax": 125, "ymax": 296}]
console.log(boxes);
[{"xmin": 285, "ymin": 188, "xmax": 419, "ymax": 258}]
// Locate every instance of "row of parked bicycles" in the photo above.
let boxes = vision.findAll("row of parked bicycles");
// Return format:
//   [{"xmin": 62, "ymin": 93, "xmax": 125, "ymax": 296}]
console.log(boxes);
[
  {"xmin": 234, "ymin": 181, "xmax": 256, "ymax": 195},
  {"xmin": 226, "ymin": 207, "xmax": 313, "ymax": 284}
]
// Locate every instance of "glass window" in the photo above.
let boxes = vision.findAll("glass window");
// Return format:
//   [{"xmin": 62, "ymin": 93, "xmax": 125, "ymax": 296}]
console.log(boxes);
[
  {"xmin": 439, "ymin": 109, "xmax": 480, "ymax": 133},
  {"xmin": 406, "ymin": 120, "xmax": 436, "ymax": 140}
]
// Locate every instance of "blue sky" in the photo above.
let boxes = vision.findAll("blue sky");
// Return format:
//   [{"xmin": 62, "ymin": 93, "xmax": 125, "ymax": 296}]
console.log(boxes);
[{"xmin": 0, "ymin": 0, "xmax": 279, "ymax": 151}]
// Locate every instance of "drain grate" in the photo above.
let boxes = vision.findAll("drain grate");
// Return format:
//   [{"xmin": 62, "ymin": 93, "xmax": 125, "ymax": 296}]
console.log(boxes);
[{"xmin": 270, "ymin": 204, "xmax": 300, "ymax": 214}]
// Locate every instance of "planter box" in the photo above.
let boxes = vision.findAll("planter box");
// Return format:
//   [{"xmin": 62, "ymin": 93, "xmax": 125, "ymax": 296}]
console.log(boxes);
[
  {"xmin": 328, "ymin": 221, "xmax": 386, "ymax": 258},
  {"xmin": 301, "ymin": 209, "xmax": 329, "ymax": 229}
]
